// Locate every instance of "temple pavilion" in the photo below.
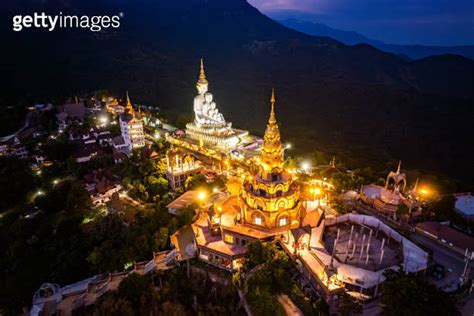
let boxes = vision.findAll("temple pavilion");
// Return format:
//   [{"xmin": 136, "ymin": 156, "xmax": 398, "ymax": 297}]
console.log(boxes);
[{"xmin": 360, "ymin": 161, "xmax": 420, "ymax": 217}]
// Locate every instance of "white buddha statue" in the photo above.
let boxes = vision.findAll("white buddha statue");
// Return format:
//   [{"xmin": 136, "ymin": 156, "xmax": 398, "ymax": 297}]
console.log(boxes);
[{"xmin": 193, "ymin": 59, "xmax": 226, "ymax": 127}]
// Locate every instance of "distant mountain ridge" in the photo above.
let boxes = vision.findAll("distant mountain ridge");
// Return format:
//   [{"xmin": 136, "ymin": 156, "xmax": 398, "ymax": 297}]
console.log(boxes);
[
  {"xmin": 279, "ymin": 18, "xmax": 474, "ymax": 60},
  {"xmin": 1, "ymin": 0, "xmax": 473, "ymax": 183}
]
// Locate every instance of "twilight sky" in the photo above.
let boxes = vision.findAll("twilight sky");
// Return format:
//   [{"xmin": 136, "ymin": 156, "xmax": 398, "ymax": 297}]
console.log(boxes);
[{"xmin": 248, "ymin": 0, "xmax": 474, "ymax": 46}]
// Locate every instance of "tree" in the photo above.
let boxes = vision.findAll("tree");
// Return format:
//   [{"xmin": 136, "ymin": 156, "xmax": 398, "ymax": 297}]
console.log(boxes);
[
  {"xmin": 0, "ymin": 157, "xmax": 34, "ymax": 211},
  {"xmin": 66, "ymin": 182, "xmax": 92, "ymax": 213},
  {"xmin": 147, "ymin": 175, "xmax": 169, "ymax": 196},
  {"xmin": 381, "ymin": 269, "xmax": 458, "ymax": 316},
  {"xmin": 427, "ymin": 195, "xmax": 456, "ymax": 221},
  {"xmin": 117, "ymin": 273, "xmax": 154, "ymax": 309},
  {"xmin": 153, "ymin": 227, "xmax": 169, "ymax": 250},
  {"xmin": 185, "ymin": 174, "xmax": 207, "ymax": 189},
  {"xmin": 244, "ymin": 240, "xmax": 273, "ymax": 271},
  {"xmin": 337, "ymin": 292, "xmax": 362, "ymax": 316},
  {"xmin": 43, "ymin": 137, "xmax": 74, "ymax": 161}
]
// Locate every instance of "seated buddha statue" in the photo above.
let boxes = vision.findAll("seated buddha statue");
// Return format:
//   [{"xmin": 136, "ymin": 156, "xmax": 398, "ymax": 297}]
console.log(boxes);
[{"xmin": 194, "ymin": 92, "xmax": 226, "ymax": 126}]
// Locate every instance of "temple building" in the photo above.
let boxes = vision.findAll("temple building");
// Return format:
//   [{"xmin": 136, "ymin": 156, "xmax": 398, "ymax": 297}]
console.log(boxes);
[
  {"xmin": 119, "ymin": 92, "xmax": 145, "ymax": 153},
  {"xmin": 171, "ymin": 90, "xmax": 322, "ymax": 270},
  {"xmin": 103, "ymin": 96, "xmax": 125, "ymax": 114},
  {"xmin": 239, "ymin": 89, "xmax": 303, "ymax": 231},
  {"xmin": 165, "ymin": 149, "xmax": 204, "ymax": 190},
  {"xmin": 360, "ymin": 162, "xmax": 420, "ymax": 218},
  {"xmin": 172, "ymin": 60, "xmax": 250, "ymax": 152}
]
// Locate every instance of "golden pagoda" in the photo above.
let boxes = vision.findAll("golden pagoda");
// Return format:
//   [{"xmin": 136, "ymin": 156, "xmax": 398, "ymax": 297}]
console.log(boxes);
[
  {"xmin": 125, "ymin": 90, "xmax": 135, "ymax": 115},
  {"xmin": 239, "ymin": 89, "xmax": 303, "ymax": 230}
]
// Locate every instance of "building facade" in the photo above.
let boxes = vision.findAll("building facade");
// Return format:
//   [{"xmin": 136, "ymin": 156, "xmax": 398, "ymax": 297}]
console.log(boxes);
[{"xmin": 119, "ymin": 92, "xmax": 145, "ymax": 153}]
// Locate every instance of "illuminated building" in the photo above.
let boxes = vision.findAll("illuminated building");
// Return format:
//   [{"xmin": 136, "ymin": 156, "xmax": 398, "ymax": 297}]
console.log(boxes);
[
  {"xmin": 168, "ymin": 59, "xmax": 250, "ymax": 154},
  {"xmin": 119, "ymin": 92, "xmax": 145, "ymax": 153},
  {"xmin": 360, "ymin": 161, "xmax": 420, "ymax": 217},
  {"xmin": 165, "ymin": 149, "xmax": 204, "ymax": 190},
  {"xmin": 280, "ymin": 213, "xmax": 428, "ymax": 311},
  {"xmin": 171, "ymin": 90, "xmax": 322, "ymax": 271},
  {"xmin": 103, "ymin": 96, "xmax": 125, "ymax": 114},
  {"xmin": 239, "ymin": 89, "xmax": 303, "ymax": 231}
]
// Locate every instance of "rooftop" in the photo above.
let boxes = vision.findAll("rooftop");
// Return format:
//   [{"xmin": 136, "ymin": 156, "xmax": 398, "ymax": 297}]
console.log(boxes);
[
  {"xmin": 454, "ymin": 193, "xmax": 474, "ymax": 217},
  {"xmin": 166, "ymin": 190, "xmax": 199, "ymax": 212},
  {"xmin": 416, "ymin": 221, "xmax": 474, "ymax": 252}
]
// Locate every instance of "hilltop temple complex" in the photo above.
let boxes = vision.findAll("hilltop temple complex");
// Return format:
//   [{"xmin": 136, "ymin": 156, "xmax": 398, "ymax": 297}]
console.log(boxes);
[
  {"xmin": 170, "ymin": 91, "xmax": 428, "ymax": 310},
  {"xmin": 171, "ymin": 90, "xmax": 323, "ymax": 269}
]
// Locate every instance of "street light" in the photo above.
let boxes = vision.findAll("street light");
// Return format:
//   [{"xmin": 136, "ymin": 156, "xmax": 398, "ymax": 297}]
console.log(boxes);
[
  {"xmin": 301, "ymin": 161, "xmax": 311, "ymax": 172},
  {"xmin": 99, "ymin": 115, "xmax": 108, "ymax": 125},
  {"xmin": 197, "ymin": 191, "xmax": 207, "ymax": 202},
  {"xmin": 419, "ymin": 186, "xmax": 430, "ymax": 195}
]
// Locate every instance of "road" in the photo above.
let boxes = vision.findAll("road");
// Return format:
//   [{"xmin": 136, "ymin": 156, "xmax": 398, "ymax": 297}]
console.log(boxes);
[
  {"xmin": 410, "ymin": 232, "xmax": 473, "ymax": 289},
  {"xmin": 0, "ymin": 111, "xmax": 33, "ymax": 142},
  {"xmin": 277, "ymin": 294, "xmax": 304, "ymax": 316}
]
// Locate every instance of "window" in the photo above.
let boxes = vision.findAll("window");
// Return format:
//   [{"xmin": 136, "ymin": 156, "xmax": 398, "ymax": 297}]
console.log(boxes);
[
  {"xmin": 255, "ymin": 216, "xmax": 262, "ymax": 225},
  {"xmin": 224, "ymin": 234, "xmax": 234, "ymax": 244},
  {"xmin": 279, "ymin": 217, "xmax": 287, "ymax": 226}
]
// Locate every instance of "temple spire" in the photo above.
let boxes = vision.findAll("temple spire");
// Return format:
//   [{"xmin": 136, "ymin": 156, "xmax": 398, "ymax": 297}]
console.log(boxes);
[
  {"xmin": 396, "ymin": 160, "xmax": 402, "ymax": 174},
  {"xmin": 413, "ymin": 178, "xmax": 419, "ymax": 191},
  {"xmin": 261, "ymin": 88, "xmax": 283, "ymax": 171},
  {"xmin": 198, "ymin": 58, "xmax": 208, "ymax": 85},
  {"xmin": 125, "ymin": 91, "xmax": 135, "ymax": 115},
  {"xmin": 269, "ymin": 88, "xmax": 277, "ymax": 125},
  {"xmin": 330, "ymin": 156, "xmax": 336, "ymax": 168}
]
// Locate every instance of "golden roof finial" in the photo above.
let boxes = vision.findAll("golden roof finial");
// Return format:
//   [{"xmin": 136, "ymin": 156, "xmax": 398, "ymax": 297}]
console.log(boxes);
[
  {"xmin": 269, "ymin": 88, "xmax": 277, "ymax": 125},
  {"xmin": 198, "ymin": 58, "xmax": 208, "ymax": 84},
  {"xmin": 396, "ymin": 160, "xmax": 402, "ymax": 173}
]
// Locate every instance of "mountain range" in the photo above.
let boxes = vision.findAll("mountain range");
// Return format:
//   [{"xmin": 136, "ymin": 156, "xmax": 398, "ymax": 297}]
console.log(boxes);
[
  {"xmin": 0, "ymin": 0, "xmax": 473, "ymax": 183},
  {"xmin": 278, "ymin": 18, "xmax": 474, "ymax": 61}
]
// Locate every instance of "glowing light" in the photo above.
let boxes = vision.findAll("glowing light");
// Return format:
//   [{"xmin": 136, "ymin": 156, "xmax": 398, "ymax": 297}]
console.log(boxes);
[
  {"xmin": 419, "ymin": 188, "xmax": 430, "ymax": 195},
  {"xmin": 285, "ymin": 143, "xmax": 292, "ymax": 149},
  {"xmin": 213, "ymin": 187, "xmax": 219, "ymax": 193},
  {"xmin": 301, "ymin": 161, "xmax": 311, "ymax": 172},
  {"xmin": 212, "ymin": 215, "xmax": 221, "ymax": 224},
  {"xmin": 36, "ymin": 190, "xmax": 44, "ymax": 196},
  {"xmin": 99, "ymin": 116, "xmax": 108, "ymax": 124},
  {"xmin": 154, "ymin": 132, "xmax": 161, "ymax": 140},
  {"xmin": 53, "ymin": 179, "xmax": 59, "ymax": 185},
  {"xmin": 197, "ymin": 191, "xmax": 207, "ymax": 201},
  {"xmin": 36, "ymin": 170, "xmax": 42, "ymax": 176}
]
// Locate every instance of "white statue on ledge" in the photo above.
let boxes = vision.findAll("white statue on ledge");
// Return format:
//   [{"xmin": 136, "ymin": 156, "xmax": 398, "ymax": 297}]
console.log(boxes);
[{"xmin": 193, "ymin": 59, "xmax": 226, "ymax": 127}]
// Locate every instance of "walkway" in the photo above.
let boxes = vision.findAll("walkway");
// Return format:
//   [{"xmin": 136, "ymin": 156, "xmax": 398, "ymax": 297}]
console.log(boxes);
[
  {"xmin": 277, "ymin": 294, "xmax": 304, "ymax": 316},
  {"xmin": 0, "ymin": 111, "xmax": 33, "ymax": 142}
]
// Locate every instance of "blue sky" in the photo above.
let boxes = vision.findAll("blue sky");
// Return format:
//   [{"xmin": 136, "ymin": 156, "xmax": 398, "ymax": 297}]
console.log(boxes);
[{"xmin": 248, "ymin": 0, "xmax": 474, "ymax": 46}]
